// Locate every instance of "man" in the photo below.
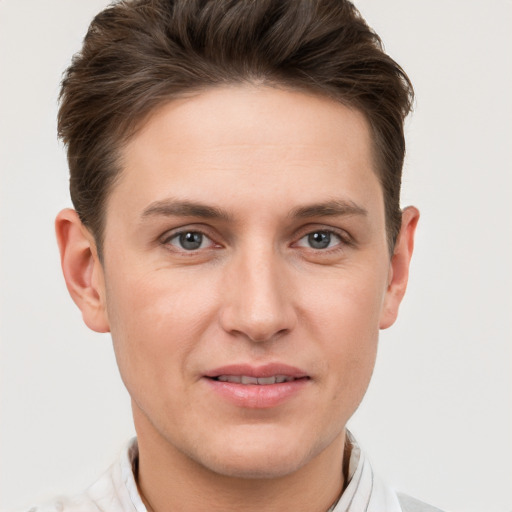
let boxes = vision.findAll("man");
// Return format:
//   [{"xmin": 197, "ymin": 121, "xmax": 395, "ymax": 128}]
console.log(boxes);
[{"xmin": 35, "ymin": 0, "xmax": 441, "ymax": 510}]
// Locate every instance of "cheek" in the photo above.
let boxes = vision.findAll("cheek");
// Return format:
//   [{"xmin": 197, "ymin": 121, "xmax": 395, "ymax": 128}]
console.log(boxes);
[
  {"xmin": 301, "ymin": 267, "xmax": 386, "ymax": 398},
  {"xmin": 104, "ymin": 269, "xmax": 217, "ymax": 392},
  {"xmin": 302, "ymin": 262, "xmax": 387, "ymax": 341}
]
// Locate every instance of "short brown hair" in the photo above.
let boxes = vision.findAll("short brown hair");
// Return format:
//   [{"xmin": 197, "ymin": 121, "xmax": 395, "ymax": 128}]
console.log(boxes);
[{"xmin": 58, "ymin": 0, "xmax": 413, "ymax": 258}]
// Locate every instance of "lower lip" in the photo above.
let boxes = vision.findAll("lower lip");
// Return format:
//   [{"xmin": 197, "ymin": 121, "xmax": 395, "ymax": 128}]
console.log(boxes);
[{"xmin": 204, "ymin": 378, "xmax": 309, "ymax": 408}]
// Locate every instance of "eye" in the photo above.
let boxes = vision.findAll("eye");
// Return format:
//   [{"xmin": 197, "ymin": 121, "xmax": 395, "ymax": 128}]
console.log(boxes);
[
  {"xmin": 296, "ymin": 230, "xmax": 343, "ymax": 250},
  {"xmin": 164, "ymin": 231, "xmax": 214, "ymax": 251}
]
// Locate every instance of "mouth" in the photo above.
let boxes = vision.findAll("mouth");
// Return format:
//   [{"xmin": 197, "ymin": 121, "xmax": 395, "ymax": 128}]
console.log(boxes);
[
  {"xmin": 211, "ymin": 375, "xmax": 305, "ymax": 385},
  {"xmin": 204, "ymin": 363, "xmax": 310, "ymax": 383},
  {"xmin": 203, "ymin": 364, "xmax": 310, "ymax": 408}
]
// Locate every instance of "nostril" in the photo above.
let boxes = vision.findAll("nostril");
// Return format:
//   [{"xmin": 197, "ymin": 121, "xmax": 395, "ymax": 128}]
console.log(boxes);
[{"xmin": 247, "ymin": 327, "xmax": 290, "ymax": 344}]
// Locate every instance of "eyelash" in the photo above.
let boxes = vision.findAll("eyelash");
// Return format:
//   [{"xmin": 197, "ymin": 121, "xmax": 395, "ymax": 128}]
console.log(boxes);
[
  {"xmin": 161, "ymin": 228, "xmax": 219, "ymax": 253},
  {"xmin": 160, "ymin": 226, "xmax": 353, "ymax": 254},
  {"xmin": 294, "ymin": 229, "xmax": 351, "ymax": 252}
]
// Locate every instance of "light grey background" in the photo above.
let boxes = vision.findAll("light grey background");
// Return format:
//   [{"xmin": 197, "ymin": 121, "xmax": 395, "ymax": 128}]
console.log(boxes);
[{"xmin": 1, "ymin": 1, "xmax": 510, "ymax": 511}]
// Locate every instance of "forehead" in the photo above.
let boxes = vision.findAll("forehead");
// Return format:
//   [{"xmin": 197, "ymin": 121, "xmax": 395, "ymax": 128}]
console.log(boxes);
[
  {"xmin": 128, "ymin": 85, "xmax": 375, "ymax": 170},
  {"xmin": 109, "ymin": 85, "xmax": 382, "ymax": 222}
]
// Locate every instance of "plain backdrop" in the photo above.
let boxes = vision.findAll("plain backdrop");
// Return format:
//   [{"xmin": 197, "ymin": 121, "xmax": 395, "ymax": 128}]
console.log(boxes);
[{"xmin": 1, "ymin": 1, "xmax": 511, "ymax": 511}]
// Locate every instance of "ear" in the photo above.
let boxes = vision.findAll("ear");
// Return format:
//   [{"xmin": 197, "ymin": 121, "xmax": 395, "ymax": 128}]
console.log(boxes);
[
  {"xmin": 55, "ymin": 208, "xmax": 110, "ymax": 333},
  {"xmin": 379, "ymin": 206, "xmax": 420, "ymax": 330}
]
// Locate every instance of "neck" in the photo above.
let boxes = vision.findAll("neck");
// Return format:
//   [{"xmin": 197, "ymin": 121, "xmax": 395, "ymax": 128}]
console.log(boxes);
[{"xmin": 134, "ymin": 409, "xmax": 346, "ymax": 512}]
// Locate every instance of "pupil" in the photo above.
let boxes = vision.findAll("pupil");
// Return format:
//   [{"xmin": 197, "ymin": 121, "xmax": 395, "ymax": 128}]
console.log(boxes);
[
  {"xmin": 180, "ymin": 232, "xmax": 202, "ymax": 250},
  {"xmin": 308, "ymin": 232, "xmax": 330, "ymax": 249}
]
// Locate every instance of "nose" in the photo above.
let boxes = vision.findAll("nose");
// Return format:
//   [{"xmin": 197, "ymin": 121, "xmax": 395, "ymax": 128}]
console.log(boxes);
[{"xmin": 219, "ymin": 246, "xmax": 297, "ymax": 343}]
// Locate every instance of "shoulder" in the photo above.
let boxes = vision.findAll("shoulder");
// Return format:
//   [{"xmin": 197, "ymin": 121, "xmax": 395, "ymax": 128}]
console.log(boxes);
[
  {"xmin": 18, "ymin": 466, "xmax": 119, "ymax": 512},
  {"xmin": 20, "ymin": 438, "xmax": 141, "ymax": 512},
  {"xmin": 397, "ymin": 492, "xmax": 447, "ymax": 512},
  {"xmin": 18, "ymin": 496, "xmax": 96, "ymax": 512}
]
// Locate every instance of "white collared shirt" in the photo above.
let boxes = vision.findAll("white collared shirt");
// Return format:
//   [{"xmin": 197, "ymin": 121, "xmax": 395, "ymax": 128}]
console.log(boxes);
[{"xmin": 29, "ymin": 433, "xmax": 405, "ymax": 512}]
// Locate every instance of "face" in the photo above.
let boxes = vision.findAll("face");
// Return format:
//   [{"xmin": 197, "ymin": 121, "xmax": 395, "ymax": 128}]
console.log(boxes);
[{"xmin": 95, "ymin": 86, "xmax": 399, "ymax": 478}]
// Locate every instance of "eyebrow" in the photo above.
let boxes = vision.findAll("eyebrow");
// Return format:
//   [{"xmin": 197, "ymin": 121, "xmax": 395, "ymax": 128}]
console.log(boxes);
[
  {"xmin": 290, "ymin": 200, "xmax": 368, "ymax": 219},
  {"xmin": 141, "ymin": 198, "xmax": 367, "ymax": 221},
  {"xmin": 141, "ymin": 199, "xmax": 232, "ymax": 221}
]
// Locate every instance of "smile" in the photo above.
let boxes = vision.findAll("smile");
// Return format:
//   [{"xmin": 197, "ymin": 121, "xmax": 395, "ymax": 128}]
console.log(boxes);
[
  {"xmin": 213, "ymin": 375, "xmax": 298, "ymax": 385},
  {"xmin": 204, "ymin": 364, "xmax": 310, "ymax": 408}
]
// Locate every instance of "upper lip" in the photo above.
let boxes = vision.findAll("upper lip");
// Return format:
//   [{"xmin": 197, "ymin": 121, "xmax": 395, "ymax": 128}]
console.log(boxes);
[{"xmin": 204, "ymin": 363, "xmax": 309, "ymax": 379}]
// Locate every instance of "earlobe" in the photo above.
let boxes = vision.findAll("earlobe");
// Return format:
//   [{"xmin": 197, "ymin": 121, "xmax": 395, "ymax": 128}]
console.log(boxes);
[
  {"xmin": 379, "ymin": 206, "xmax": 420, "ymax": 330},
  {"xmin": 55, "ymin": 209, "xmax": 110, "ymax": 333}
]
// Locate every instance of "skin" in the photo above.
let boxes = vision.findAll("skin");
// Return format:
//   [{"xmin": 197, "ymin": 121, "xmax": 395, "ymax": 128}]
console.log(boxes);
[{"xmin": 56, "ymin": 85, "xmax": 418, "ymax": 512}]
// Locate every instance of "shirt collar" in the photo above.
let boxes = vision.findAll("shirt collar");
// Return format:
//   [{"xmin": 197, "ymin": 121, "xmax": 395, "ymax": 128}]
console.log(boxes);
[
  {"xmin": 331, "ymin": 431, "xmax": 402, "ymax": 512},
  {"xmin": 118, "ymin": 432, "xmax": 402, "ymax": 512}
]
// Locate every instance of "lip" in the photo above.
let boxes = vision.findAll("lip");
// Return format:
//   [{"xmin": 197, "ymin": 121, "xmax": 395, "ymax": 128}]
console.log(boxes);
[
  {"xmin": 203, "ymin": 363, "xmax": 310, "ymax": 409},
  {"xmin": 204, "ymin": 363, "xmax": 309, "ymax": 379}
]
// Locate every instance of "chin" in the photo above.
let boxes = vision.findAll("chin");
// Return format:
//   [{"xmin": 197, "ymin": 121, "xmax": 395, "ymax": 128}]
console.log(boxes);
[
  {"xmin": 188, "ymin": 426, "xmax": 337, "ymax": 480},
  {"xmin": 204, "ymin": 447, "xmax": 311, "ymax": 480}
]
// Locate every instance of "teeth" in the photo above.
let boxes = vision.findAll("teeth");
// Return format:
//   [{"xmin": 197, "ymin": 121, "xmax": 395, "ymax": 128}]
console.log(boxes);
[
  {"xmin": 257, "ymin": 376, "xmax": 276, "ymax": 385},
  {"xmin": 215, "ymin": 375, "xmax": 296, "ymax": 385}
]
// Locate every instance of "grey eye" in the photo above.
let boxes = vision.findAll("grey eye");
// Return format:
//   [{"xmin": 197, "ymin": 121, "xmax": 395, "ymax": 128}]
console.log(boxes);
[
  {"xmin": 307, "ymin": 231, "xmax": 332, "ymax": 249},
  {"xmin": 296, "ymin": 230, "xmax": 342, "ymax": 250},
  {"xmin": 179, "ymin": 232, "xmax": 203, "ymax": 250},
  {"xmin": 166, "ymin": 231, "xmax": 209, "ymax": 250}
]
